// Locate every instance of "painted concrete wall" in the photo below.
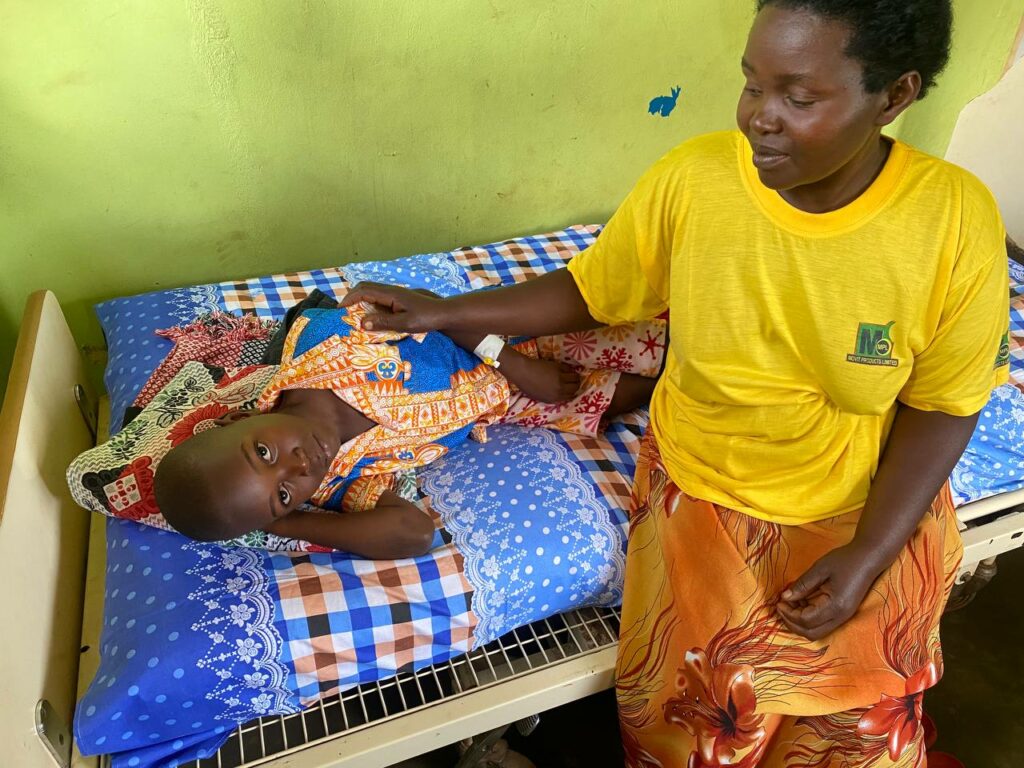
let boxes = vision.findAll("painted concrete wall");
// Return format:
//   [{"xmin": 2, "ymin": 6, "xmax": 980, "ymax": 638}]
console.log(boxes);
[{"xmin": 2, "ymin": 1, "xmax": 1022, "ymax": 399}]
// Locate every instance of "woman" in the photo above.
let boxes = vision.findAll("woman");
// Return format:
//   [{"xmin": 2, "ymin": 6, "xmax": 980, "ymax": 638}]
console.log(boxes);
[{"xmin": 344, "ymin": 0, "xmax": 1009, "ymax": 764}]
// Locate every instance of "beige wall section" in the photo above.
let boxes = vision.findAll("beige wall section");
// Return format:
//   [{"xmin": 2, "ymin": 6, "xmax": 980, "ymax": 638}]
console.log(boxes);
[
  {"xmin": 1, "ymin": 0, "xmax": 1022, "ymax": 400},
  {"xmin": 946, "ymin": 56, "xmax": 1024, "ymax": 244},
  {"xmin": 892, "ymin": 0, "xmax": 1024, "ymax": 155}
]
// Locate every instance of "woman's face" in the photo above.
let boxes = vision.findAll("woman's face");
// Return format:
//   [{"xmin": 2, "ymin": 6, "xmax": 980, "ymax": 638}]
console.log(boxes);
[{"xmin": 736, "ymin": 4, "xmax": 892, "ymax": 194}]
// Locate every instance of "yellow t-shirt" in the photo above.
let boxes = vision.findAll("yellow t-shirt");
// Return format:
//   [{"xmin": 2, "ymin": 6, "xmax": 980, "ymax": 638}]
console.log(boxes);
[{"xmin": 568, "ymin": 130, "xmax": 1009, "ymax": 524}]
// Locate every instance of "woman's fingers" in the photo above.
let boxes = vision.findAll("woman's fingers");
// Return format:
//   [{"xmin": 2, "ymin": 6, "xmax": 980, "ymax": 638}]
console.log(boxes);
[
  {"xmin": 780, "ymin": 560, "xmax": 829, "ymax": 603},
  {"xmin": 785, "ymin": 592, "xmax": 834, "ymax": 628},
  {"xmin": 777, "ymin": 588, "xmax": 850, "ymax": 640},
  {"xmin": 777, "ymin": 598, "xmax": 827, "ymax": 639},
  {"xmin": 361, "ymin": 312, "xmax": 410, "ymax": 333},
  {"xmin": 776, "ymin": 602, "xmax": 812, "ymax": 637},
  {"xmin": 339, "ymin": 281, "xmax": 398, "ymax": 308},
  {"xmin": 340, "ymin": 282, "xmax": 443, "ymax": 332}
]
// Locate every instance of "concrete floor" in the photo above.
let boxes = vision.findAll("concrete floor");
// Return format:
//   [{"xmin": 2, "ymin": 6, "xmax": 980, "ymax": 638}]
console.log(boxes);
[{"xmin": 393, "ymin": 547, "xmax": 1024, "ymax": 767}]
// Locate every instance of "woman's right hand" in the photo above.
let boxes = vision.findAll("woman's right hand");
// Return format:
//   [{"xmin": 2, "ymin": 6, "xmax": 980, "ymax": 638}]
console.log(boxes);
[{"xmin": 340, "ymin": 281, "xmax": 449, "ymax": 333}]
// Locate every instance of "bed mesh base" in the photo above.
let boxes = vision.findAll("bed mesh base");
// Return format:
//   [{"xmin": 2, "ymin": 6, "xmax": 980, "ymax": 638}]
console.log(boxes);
[{"xmin": 102, "ymin": 606, "xmax": 620, "ymax": 768}]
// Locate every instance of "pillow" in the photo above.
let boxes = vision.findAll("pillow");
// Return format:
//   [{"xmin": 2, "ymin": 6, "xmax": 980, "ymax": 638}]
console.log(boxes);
[{"xmin": 66, "ymin": 361, "xmax": 333, "ymax": 552}]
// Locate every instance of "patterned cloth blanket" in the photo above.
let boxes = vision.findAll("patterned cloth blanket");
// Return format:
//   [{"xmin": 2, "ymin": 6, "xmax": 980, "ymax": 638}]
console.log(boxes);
[{"xmin": 77, "ymin": 226, "xmax": 655, "ymax": 768}]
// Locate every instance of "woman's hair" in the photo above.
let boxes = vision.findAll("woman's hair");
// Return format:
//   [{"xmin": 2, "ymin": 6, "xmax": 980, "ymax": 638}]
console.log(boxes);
[{"xmin": 756, "ymin": 0, "xmax": 953, "ymax": 99}]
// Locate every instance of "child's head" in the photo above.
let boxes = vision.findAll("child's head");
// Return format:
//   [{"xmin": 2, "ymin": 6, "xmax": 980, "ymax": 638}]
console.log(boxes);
[{"xmin": 154, "ymin": 410, "xmax": 332, "ymax": 540}]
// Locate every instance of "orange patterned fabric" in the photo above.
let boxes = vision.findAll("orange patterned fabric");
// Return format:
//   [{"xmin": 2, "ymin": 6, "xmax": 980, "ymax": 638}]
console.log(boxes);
[{"xmin": 617, "ymin": 431, "xmax": 962, "ymax": 768}]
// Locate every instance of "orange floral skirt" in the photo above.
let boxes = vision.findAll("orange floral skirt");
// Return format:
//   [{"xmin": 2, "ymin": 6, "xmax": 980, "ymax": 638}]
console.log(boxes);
[{"xmin": 616, "ymin": 432, "xmax": 962, "ymax": 768}]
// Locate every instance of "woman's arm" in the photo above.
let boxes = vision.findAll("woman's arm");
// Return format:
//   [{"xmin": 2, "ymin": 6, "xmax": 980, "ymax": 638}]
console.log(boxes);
[
  {"xmin": 777, "ymin": 404, "xmax": 979, "ymax": 640},
  {"xmin": 264, "ymin": 490, "xmax": 435, "ymax": 559},
  {"xmin": 341, "ymin": 269, "xmax": 603, "ymax": 337}
]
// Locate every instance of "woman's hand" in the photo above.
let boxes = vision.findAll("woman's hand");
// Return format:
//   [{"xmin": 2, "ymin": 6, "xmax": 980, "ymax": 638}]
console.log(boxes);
[
  {"xmin": 777, "ymin": 406, "xmax": 979, "ymax": 642},
  {"xmin": 340, "ymin": 281, "xmax": 448, "ymax": 333},
  {"xmin": 776, "ymin": 543, "xmax": 884, "ymax": 641}
]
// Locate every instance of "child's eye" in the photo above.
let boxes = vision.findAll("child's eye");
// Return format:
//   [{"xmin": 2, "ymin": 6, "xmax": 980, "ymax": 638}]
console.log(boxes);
[
  {"xmin": 256, "ymin": 443, "xmax": 271, "ymax": 461},
  {"xmin": 278, "ymin": 487, "xmax": 291, "ymax": 507},
  {"xmin": 788, "ymin": 96, "xmax": 815, "ymax": 108}
]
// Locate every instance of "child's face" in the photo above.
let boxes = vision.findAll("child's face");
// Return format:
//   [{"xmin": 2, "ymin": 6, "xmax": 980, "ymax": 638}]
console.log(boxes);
[{"xmin": 194, "ymin": 412, "xmax": 334, "ymax": 536}]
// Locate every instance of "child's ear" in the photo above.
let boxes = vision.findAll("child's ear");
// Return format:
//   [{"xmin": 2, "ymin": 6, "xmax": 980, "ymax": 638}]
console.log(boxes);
[{"xmin": 214, "ymin": 410, "xmax": 255, "ymax": 427}]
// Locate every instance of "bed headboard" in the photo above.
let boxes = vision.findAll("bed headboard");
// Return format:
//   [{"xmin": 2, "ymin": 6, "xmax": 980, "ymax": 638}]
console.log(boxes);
[
  {"xmin": 0, "ymin": 291, "xmax": 95, "ymax": 767},
  {"xmin": 945, "ymin": 55, "xmax": 1024, "ymax": 242}
]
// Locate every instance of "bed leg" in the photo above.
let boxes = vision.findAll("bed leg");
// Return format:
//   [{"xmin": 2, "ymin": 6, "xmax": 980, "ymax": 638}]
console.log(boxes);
[
  {"xmin": 514, "ymin": 713, "xmax": 540, "ymax": 737},
  {"xmin": 947, "ymin": 556, "xmax": 998, "ymax": 611}
]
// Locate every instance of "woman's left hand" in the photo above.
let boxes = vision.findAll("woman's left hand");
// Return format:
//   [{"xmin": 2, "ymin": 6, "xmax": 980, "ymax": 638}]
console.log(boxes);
[{"xmin": 776, "ymin": 543, "xmax": 885, "ymax": 641}]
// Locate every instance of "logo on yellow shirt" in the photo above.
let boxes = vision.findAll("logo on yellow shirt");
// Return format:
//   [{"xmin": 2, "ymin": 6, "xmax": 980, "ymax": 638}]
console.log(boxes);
[
  {"xmin": 995, "ymin": 331, "xmax": 1010, "ymax": 369},
  {"xmin": 847, "ymin": 321, "xmax": 898, "ymax": 367}
]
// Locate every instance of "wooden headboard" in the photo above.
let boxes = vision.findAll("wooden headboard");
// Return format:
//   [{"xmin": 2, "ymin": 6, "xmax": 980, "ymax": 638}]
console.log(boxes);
[{"xmin": 0, "ymin": 291, "xmax": 95, "ymax": 767}]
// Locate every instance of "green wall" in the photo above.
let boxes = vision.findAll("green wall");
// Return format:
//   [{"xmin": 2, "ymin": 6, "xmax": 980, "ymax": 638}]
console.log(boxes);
[{"xmin": 2, "ymin": 0, "xmax": 1022, "ymax": 401}]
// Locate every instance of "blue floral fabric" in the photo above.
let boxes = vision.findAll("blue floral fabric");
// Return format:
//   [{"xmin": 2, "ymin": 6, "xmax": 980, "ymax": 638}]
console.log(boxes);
[{"xmin": 76, "ymin": 519, "xmax": 299, "ymax": 767}]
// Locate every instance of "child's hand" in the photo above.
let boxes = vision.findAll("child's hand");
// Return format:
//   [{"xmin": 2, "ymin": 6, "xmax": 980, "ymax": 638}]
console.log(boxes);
[
  {"xmin": 263, "ymin": 511, "xmax": 306, "ymax": 539},
  {"xmin": 506, "ymin": 357, "xmax": 582, "ymax": 404}
]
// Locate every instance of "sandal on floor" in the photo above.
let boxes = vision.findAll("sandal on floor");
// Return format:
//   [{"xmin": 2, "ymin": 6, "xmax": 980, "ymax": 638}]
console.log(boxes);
[{"xmin": 457, "ymin": 737, "xmax": 536, "ymax": 768}]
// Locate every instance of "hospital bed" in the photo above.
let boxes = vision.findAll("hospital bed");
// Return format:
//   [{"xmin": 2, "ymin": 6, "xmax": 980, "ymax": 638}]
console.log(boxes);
[{"xmin": 3, "ymin": 55, "xmax": 1024, "ymax": 768}]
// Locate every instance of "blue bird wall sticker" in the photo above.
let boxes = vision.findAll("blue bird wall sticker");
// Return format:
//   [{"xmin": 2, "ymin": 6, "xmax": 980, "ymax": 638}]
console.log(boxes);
[{"xmin": 648, "ymin": 85, "xmax": 681, "ymax": 117}]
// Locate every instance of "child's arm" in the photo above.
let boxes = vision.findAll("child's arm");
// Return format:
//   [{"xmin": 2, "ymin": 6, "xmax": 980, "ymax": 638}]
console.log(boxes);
[
  {"xmin": 444, "ymin": 327, "xmax": 581, "ymax": 403},
  {"xmin": 392, "ymin": 290, "xmax": 581, "ymax": 403},
  {"xmin": 263, "ymin": 490, "xmax": 434, "ymax": 559}
]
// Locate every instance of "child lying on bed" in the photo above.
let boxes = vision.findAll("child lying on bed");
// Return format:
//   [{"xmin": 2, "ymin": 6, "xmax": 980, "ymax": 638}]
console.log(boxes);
[{"xmin": 154, "ymin": 290, "xmax": 656, "ymax": 559}]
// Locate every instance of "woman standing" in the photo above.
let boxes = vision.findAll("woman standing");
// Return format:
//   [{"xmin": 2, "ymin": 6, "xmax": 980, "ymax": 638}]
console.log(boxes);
[{"xmin": 345, "ymin": 1, "xmax": 1009, "ymax": 763}]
